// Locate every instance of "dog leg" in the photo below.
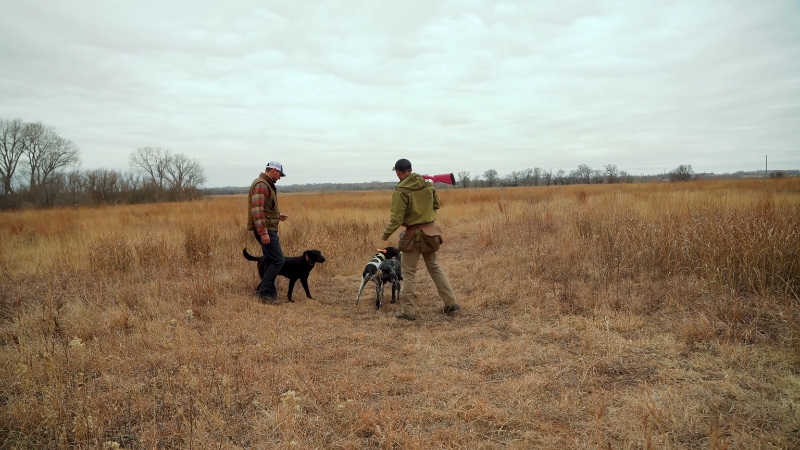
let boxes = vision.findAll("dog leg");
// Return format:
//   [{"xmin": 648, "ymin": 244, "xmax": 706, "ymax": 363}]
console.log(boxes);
[
  {"xmin": 374, "ymin": 277, "xmax": 383, "ymax": 310},
  {"xmin": 300, "ymin": 277, "xmax": 313, "ymax": 299},
  {"xmin": 287, "ymin": 279, "xmax": 297, "ymax": 302},
  {"xmin": 390, "ymin": 281, "xmax": 398, "ymax": 304}
]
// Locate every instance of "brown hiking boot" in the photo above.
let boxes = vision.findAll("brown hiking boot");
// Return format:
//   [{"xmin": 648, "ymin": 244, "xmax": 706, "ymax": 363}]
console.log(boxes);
[
  {"xmin": 258, "ymin": 294, "xmax": 280, "ymax": 305},
  {"xmin": 442, "ymin": 304, "xmax": 461, "ymax": 314},
  {"xmin": 395, "ymin": 312, "xmax": 416, "ymax": 321}
]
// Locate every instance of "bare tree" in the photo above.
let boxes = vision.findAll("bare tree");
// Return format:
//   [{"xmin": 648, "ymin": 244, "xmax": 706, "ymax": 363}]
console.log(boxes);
[
  {"xmin": 483, "ymin": 169, "xmax": 498, "ymax": 187},
  {"xmin": 65, "ymin": 169, "xmax": 85, "ymax": 204},
  {"xmin": 123, "ymin": 171, "xmax": 143, "ymax": 191},
  {"xmin": 604, "ymin": 164, "xmax": 619, "ymax": 184},
  {"xmin": 518, "ymin": 168, "xmax": 533, "ymax": 186},
  {"xmin": 567, "ymin": 169, "xmax": 579, "ymax": 184},
  {"xmin": 22, "ymin": 122, "xmax": 58, "ymax": 192},
  {"xmin": 129, "ymin": 147, "xmax": 172, "ymax": 189},
  {"xmin": 542, "ymin": 169, "xmax": 553, "ymax": 186},
  {"xmin": 38, "ymin": 137, "xmax": 80, "ymax": 205},
  {"xmin": 575, "ymin": 164, "xmax": 592, "ymax": 184},
  {"xmin": 164, "ymin": 153, "xmax": 206, "ymax": 190},
  {"xmin": 86, "ymin": 168, "xmax": 123, "ymax": 203},
  {"xmin": 456, "ymin": 171, "xmax": 470, "ymax": 189},
  {"xmin": 532, "ymin": 167, "xmax": 541, "ymax": 186},
  {"xmin": 22, "ymin": 123, "xmax": 80, "ymax": 205},
  {"xmin": 0, "ymin": 118, "xmax": 25, "ymax": 195},
  {"xmin": 669, "ymin": 164, "xmax": 694, "ymax": 182}
]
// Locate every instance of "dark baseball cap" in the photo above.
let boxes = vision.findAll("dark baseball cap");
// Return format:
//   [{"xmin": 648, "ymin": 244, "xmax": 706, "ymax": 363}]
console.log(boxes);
[{"xmin": 392, "ymin": 158, "xmax": 412, "ymax": 171}]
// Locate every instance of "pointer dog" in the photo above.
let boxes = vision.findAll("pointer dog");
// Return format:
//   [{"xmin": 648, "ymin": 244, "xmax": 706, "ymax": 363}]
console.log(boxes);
[{"xmin": 357, "ymin": 247, "xmax": 402, "ymax": 309}]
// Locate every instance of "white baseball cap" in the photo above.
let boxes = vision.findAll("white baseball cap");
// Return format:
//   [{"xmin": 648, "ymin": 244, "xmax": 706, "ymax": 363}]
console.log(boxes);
[{"xmin": 265, "ymin": 161, "xmax": 286, "ymax": 177}]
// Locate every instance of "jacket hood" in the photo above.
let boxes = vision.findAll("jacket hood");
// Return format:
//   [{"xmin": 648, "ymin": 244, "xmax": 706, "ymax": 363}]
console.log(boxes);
[{"xmin": 396, "ymin": 173, "xmax": 427, "ymax": 191}]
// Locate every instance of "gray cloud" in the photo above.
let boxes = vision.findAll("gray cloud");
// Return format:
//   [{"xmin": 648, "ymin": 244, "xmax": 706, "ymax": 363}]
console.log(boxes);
[{"xmin": 1, "ymin": 0, "xmax": 798, "ymax": 186}]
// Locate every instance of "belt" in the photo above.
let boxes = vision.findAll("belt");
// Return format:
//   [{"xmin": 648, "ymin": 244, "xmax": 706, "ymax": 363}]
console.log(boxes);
[{"xmin": 403, "ymin": 222, "xmax": 434, "ymax": 231}]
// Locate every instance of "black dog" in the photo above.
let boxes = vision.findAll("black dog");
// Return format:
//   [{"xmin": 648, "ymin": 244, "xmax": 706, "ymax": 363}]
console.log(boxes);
[
  {"xmin": 243, "ymin": 249, "xmax": 326, "ymax": 302},
  {"xmin": 357, "ymin": 247, "xmax": 402, "ymax": 309}
]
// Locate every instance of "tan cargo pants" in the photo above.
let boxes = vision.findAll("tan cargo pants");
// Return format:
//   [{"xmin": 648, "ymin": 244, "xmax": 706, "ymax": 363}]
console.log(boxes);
[{"xmin": 398, "ymin": 240, "xmax": 457, "ymax": 316}]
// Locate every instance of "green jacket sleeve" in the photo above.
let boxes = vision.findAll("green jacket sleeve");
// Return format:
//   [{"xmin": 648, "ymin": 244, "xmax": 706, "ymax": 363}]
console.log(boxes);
[{"xmin": 381, "ymin": 190, "xmax": 407, "ymax": 239}]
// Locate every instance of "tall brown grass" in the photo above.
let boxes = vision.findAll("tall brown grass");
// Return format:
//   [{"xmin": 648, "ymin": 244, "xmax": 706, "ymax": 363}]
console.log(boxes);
[{"xmin": 1, "ymin": 178, "xmax": 798, "ymax": 448}]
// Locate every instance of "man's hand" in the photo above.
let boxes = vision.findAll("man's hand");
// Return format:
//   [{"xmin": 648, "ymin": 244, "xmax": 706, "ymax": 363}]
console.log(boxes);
[
  {"xmin": 260, "ymin": 233, "xmax": 271, "ymax": 244},
  {"xmin": 279, "ymin": 214, "xmax": 288, "ymax": 222}
]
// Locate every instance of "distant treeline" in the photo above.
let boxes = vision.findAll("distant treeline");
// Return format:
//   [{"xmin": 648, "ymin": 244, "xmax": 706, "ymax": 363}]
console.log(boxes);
[
  {"xmin": 205, "ymin": 181, "xmax": 402, "ymax": 195},
  {"xmin": 205, "ymin": 166, "xmax": 798, "ymax": 195},
  {"xmin": 1, "ymin": 118, "xmax": 205, "ymax": 210},
  {"xmin": 448, "ymin": 165, "xmax": 797, "ymax": 188}
]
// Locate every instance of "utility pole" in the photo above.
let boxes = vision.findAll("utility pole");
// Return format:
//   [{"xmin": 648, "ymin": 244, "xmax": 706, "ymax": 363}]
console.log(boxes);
[{"xmin": 765, "ymin": 155, "xmax": 768, "ymax": 177}]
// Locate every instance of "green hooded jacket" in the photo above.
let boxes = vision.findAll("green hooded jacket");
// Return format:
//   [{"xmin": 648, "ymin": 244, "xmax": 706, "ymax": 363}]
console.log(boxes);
[{"xmin": 381, "ymin": 173, "xmax": 440, "ymax": 240}]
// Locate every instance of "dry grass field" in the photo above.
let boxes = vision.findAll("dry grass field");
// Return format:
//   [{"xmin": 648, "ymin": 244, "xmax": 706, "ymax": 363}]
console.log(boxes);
[{"xmin": 1, "ymin": 178, "xmax": 799, "ymax": 449}]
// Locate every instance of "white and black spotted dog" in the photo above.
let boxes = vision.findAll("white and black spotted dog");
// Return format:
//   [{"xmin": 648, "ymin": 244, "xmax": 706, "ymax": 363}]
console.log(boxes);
[{"xmin": 356, "ymin": 247, "xmax": 403, "ymax": 309}]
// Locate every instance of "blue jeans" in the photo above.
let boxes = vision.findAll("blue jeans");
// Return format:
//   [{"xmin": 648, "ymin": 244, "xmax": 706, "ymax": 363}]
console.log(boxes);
[{"xmin": 255, "ymin": 230, "xmax": 285, "ymax": 297}]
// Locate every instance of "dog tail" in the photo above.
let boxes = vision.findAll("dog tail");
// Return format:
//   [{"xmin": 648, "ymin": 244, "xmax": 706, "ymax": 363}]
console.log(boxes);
[
  {"xmin": 356, "ymin": 275, "xmax": 370, "ymax": 304},
  {"xmin": 242, "ymin": 248, "xmax": 260, "ymax": 261}
]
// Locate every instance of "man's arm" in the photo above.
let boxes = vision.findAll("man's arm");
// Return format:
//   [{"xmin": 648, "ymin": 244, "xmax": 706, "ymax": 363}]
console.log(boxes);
[
  {"xmin": 381, "ymin": 191, "xmax": 407, "ymax": 240},
  {"xmin": 251, "ymin": 183, "xmax": 271, "ymax": 243}
]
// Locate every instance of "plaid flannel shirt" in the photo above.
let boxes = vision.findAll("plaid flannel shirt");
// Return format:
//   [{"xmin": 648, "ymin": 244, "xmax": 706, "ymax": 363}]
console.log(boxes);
[{"xmin": 251, "ymin": 182, "xmax": 270, "ymax": 236}]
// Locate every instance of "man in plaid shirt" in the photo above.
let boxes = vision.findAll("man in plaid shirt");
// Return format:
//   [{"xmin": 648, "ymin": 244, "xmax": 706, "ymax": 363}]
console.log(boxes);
[{"xmin": 246, "ymin": 161, "xmax": 288, "ymax": 303}]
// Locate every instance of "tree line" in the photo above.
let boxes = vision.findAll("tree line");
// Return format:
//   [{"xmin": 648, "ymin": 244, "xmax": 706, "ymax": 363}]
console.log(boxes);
[
  {"xmin": 0, "ymin": 118, "xmax": 206, "ymax": 209},
  {"xmin": 453, "ymin": 164, "xmax": 698, "ymax": 188},
  {"xmin": 205, "ymin": 164, "xmax": 701, "ymax": 196}
]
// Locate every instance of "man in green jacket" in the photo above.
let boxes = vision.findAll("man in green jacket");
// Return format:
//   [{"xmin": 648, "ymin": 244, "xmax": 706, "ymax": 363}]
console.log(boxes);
[{"xmin": 381, "ymin": 158, "xmax": 460, "ymax": 320}]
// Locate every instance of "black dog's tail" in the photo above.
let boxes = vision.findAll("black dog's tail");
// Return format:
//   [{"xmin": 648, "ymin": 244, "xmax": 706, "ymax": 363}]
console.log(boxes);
[{"xmin": 242, "ymin": 248, "xmax": 261, "ymax": 261}]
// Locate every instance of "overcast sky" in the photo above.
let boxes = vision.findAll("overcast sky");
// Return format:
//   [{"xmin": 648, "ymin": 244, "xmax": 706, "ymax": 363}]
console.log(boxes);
[{"xmin": 1, "ymin": 1, "xmax": 798, "ymax": 186}]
